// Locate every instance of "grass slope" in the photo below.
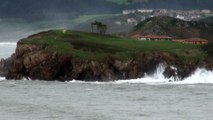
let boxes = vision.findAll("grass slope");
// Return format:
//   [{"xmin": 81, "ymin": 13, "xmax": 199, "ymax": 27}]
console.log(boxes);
[{"xmin": 20, "ymin": 30, "xmax": 206, "ymax": 62}]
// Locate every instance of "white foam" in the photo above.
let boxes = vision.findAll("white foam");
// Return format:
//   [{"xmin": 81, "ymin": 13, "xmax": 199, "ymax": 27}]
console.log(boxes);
[
  {"xmin": 115, "ymin": 64, "xmax": 169, "ymax": 84},
  {"xmin": 176, "ymin": 68, "xmax": 213, "ymax": 84},
  {"xmin": 0, "ymin": 42, "xmax": 17, "ymax": 45},
  {"xmin": 0, "ymin": 77, "xmax": 5, "ymax": 81},
  {"xmin": 68, "ymin": 65, "xmax": 213, "ymax": 85}
]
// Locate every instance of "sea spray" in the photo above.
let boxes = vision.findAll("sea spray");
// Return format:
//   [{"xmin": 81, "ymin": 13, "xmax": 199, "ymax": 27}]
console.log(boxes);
[
  {"xmin": 114, "ymin": 65, "xmax": 213, "ymax": 84},
  {"xmin": 177, "ymin": 68, "xmax": 213, "ymax": 84},
  {"xmin": 115, "ymin": 64, "xmax": 172, "ymax": 84},
  {"xmin": 0, "ymin": 77, "xmax": 5, "ymax": 81}
]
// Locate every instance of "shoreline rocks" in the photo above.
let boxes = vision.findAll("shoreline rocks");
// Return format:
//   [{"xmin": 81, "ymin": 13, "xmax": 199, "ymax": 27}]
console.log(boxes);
[{"xmin": 1, "ymin": 38, "xmax": 212, "ymax": 81}]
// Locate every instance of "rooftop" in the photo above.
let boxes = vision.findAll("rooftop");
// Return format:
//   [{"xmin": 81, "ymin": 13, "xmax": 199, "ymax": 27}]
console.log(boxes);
[{"xmin": 143, "ymin": 35, "xmax": 172, "ymax": 39}]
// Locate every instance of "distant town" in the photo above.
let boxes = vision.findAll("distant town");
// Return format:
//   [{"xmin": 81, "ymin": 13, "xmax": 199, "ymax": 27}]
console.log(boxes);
[{"xmin": 122, "ymin": 9, "xmax": 213, "ymax": 25}]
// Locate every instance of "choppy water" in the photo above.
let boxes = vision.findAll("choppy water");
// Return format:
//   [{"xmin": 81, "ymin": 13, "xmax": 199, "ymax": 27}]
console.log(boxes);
[{"xmin": 1, "ymin": 43, "xmax": 213, "ymax": 120}]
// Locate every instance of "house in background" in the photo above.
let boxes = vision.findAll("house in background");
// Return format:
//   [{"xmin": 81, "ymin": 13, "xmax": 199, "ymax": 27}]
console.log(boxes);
[
  {"xmin": 131, "ymin": 34, "xmax": 145, "ymax": 40},
  {"xmin": 141, "ymin": 35, "xmax": 172, "ymax": 40},
  {"xmin": 172, "ymin": 38, "xmax": 208, "ymax": 44},
  {"xmin": 131, "ymin": 34, "xmax": 172, "ymax": 41},
  {"xmin": 131, "ymin": 34, "xmax": 209, "ymax": 45}
]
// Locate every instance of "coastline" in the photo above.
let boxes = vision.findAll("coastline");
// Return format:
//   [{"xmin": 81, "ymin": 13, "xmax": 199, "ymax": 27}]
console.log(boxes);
[{"xmin": 1, "ymin": 30, "xmax": 212, "ymax": 81}]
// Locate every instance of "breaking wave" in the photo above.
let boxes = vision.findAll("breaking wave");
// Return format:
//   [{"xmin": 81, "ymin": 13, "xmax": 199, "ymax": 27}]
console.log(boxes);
[
  {"xmin": 69, "ymin": 65, "xmax": 213, "ymax": 85},
  {"xmin": 0, "ymin": 77, "xmax": 5, "ymax": 81}
]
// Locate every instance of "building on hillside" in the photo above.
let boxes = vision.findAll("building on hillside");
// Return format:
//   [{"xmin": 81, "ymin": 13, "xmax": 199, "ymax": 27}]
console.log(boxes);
[
  {"xmin": 201, "ymin": 9, "xmax": 211, "ymax": 14},
  {"xmin": 127, "ymin": 18, "xmax": 138, "ymax": 25},
  {"xmin": 140, "ymin": 35, "xmax": 172, "ymax": 40},
  {"xmin": 131, "ymin": 34, "xmax": 145, "ymax": 40},
  {"xmin": 131, "ymin": 34, "xmax": 172, "ymax": 41},
  {"xmin": 172, "ymin": 38, "xmax": 208, "ymax": 44},
  {"xmin": 185, "ymin": 38, "xmax": 209, "ymax": 44},
  {"xmin": 137, "ymin": 9, "xmax": 153, "ymax": 13},
  {"xmin": 122, "ymin": 10, "xmax": 136, "ymax": 15}
]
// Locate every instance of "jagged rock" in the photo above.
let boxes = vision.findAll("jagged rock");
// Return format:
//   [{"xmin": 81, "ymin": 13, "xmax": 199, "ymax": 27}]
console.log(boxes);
[
  {"xmin": 6, "ymin": 42, "xmax": 180, "ymax": 81},
  {"xmin": 163, "ymin": 66, "xmax": 177, "ymax": 79},
  {"xmin": 0, "ymin": 54, "xmax": 16, "ymax": 77}
]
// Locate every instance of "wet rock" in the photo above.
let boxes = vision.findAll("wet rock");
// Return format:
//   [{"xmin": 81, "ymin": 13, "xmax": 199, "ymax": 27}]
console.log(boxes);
[{"xmin": 163, "ymin": 66, "xmax": 177, "ymax": 79}]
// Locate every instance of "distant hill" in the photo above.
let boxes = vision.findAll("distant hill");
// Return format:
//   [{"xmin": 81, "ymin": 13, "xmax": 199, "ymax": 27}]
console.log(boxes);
[
  {"xmin": 0, "ymin": 0, "xmax": 213, "ymax": 20},
  {"xmin": 0, "ymin": 0, "xmax": 121, "ymax": 20},
  {"xmin": 133, "ymin": 16, "xmax": 213, "ymax": 41},
  {"xmin": 126, "ymin": 0, "xmax": 213, "ymax": 9}
]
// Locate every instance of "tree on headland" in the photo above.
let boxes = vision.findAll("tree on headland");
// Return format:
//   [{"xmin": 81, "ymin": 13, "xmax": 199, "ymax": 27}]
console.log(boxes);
[{"xmin": 91, "ymin": 21, "xmax": 107, "ymax": 34}]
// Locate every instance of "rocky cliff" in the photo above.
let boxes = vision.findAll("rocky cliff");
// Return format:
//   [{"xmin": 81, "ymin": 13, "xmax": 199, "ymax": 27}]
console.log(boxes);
[
  {"xmin": 3, "ymin": 43, "xmax": 202, "ymax": 81},
  {"xmin": 1, "ymin": 30, "xmax": 212, "ymax": 81}
]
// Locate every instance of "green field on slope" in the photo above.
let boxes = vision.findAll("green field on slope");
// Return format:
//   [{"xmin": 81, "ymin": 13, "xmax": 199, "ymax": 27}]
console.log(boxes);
[{"xmin": 19, "ymin": 30, "xmax": 206, "ymax": 62}]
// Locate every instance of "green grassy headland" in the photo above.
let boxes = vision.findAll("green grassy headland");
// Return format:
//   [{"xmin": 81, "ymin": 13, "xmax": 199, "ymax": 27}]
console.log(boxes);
[{"xmin": 19, "ymin": 30, "xmax": 207, "ymax": 62}]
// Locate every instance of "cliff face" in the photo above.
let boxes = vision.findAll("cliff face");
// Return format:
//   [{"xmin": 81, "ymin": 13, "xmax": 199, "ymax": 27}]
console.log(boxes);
[
  {"xmin": 4, "ymin": 42, "xmax": 203, "ymax": 81},
  {"xmin": 2, "ymin": 29, "xmax": 212, "ymax": 81}
]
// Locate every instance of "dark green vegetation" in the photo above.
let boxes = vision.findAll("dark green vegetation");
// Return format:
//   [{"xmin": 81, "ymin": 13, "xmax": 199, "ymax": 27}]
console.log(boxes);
[
  {"xmin": 202, "ymin": 42, "xmax": 213, "ymax": 57},
  {"xmin": 20, "ymin": 30, "xmax": 206, "ymax": 62},
  {"xmin": 134, "ymin": 16, "xmax": 213, "ymax": 42}
]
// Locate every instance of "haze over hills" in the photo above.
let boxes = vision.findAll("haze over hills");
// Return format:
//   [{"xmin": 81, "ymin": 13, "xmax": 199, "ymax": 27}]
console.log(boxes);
[
  {"xmin": 0, "ymin": 0, "xmax": 120, "ymax": 20},
  {"xmin": 125, "ymin": 0, "xmax": 213, "ymax": 9},
  {"xmin": 0, "ymin": 0, "xmax": 213, "ymax": 42},
  {"xmin": 0, "ymin": 0, "xmax": 213, "ymax": 20}
]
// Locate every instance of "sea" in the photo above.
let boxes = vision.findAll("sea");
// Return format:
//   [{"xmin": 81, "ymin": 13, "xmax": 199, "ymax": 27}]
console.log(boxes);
[{"xmin": 0, "ymin": 42, "xmax": 213, "ymax": 120}]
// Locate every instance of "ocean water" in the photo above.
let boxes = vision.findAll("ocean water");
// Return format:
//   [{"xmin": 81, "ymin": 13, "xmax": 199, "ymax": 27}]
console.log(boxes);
[{"xmin": 0, "ymin": 43, "xmax": 213, "ymax": 120}]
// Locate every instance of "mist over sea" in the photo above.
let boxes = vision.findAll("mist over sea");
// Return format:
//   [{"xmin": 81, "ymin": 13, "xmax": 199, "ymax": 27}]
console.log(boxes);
[{"xmin": 1, "ymin": 43, "xmax": 213, "ymax": 120}]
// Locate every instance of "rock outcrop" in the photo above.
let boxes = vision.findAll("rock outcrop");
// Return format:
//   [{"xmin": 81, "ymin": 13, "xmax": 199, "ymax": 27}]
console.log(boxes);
[
  {"xmin": 2, "ymin": 29, "xmax": 213, "ymax": 81},
  {"xmin": 0, "ymin": 54, "xmax": 15, "ymax": 77},
  {"xmin": 2, "ymin": 41, "xmax": 206, "ymax": 81}
]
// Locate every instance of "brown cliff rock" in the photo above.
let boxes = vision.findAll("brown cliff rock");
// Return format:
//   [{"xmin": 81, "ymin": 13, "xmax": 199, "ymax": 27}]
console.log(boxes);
[{"xmin": 5, "ymin": 41, "xmax": 212, "ymax": 81}]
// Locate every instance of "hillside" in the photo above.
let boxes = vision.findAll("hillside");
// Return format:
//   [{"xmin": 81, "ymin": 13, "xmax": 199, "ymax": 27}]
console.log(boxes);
[{"xmin": 133, "ymin": 16, "xmax": 213, "ymax": 41}]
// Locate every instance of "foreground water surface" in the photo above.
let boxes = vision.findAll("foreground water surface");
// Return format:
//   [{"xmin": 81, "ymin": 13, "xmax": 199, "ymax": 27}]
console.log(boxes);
[
  {"xmin": 0, "ymin": 80, "xmax": 213, "ymax": 120},
  {"xmin": 1, "ymin": 42, "xmax": 213, "ymax": 120}
]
